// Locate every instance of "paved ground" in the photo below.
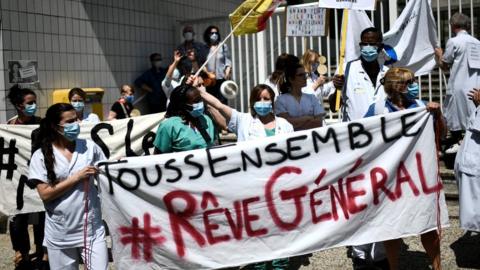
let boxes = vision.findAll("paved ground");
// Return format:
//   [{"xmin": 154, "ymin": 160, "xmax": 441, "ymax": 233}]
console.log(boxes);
[{"xmin": 0, "ymin": 199, "xmax": 479, "ymax": 270}]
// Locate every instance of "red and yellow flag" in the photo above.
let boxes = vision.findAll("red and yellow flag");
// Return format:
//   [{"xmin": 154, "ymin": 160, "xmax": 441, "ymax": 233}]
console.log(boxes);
[{"xmin": 229, "ymin": 0, "xmax": 285, "ymax": 36}]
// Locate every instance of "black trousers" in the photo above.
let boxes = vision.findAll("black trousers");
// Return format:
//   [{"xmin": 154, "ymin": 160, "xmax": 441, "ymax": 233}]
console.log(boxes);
[{"xmin": 9, "ymin": 212, "xmax": 45, "ymax": 255}]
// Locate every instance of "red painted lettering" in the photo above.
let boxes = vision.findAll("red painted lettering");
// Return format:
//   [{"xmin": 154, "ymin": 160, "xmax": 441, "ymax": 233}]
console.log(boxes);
[
  {"xmin": 416, "ymin": 152, "xmax": 443, "ymax": 194},
  {"xmin": 265, "ymin": 166, "xmax": 307, "ymax": 231},
  {"xmin": 395, "ymin": 162, "xmax": 420, "ymax": 198},
  {"xmin": 164, "ymin": 190, "xmax": 206, "ymax": 257},
  {"xmin": 242, "ymin": 197, "xmax": 268, "ymax": 237},
  {"xmin": 346, "ymin": 174, "xmax": 367, "ymax": 214},
  {"xmin": 225, "ymin": 201, "xmax": 244, "ymax": 240},
  {"xmin": 330, "ymin": 178, "xmax": 350, "ymax": 220},
  {"xmin": 370, "ymin": 167, "xmax": 396, "ymax": 205},
  {"xmin": 203, "ymin": 208, "xmax": 230, "ymax": 245},
  {"xmin": 309, "ymin": 186, "xmax": 332, "ymax": 223}
]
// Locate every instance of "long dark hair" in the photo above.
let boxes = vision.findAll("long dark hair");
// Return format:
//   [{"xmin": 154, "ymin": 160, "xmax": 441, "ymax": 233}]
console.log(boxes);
[
  {"xmin": 269, "ymin": 54, "xmax": 299, "ymax": 85},
  {"xmin": 38, "ymin": 103, "xmax": 75, "ymax": 184},
  {"xmin": 279, "ymin": 63, "xmax": 303, "ymax": 94},
  {"xmin": 203, "ymin": 25, "xmax": 221, "ymax": 46},
  {"xmin": 166, "ymin": 84, "xmax": 211, "ymax": 143}
]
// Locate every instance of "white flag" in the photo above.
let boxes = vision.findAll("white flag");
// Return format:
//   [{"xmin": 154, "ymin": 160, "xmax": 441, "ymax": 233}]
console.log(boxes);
[
  {"xmin": 344, "ymin": 10, "xmax": 374, "ymax": 64},
  {"xmin": 383, "ymin": 0, "xmax": 438, "ymax": 75}
]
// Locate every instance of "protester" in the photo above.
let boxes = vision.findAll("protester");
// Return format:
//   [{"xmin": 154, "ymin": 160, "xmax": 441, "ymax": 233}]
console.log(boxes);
[
  {"xmin": 153, "ymin": 84, "xmax": 216, "ymax": 154},
  {"xmin": 265, "ymin": 53, "xmax": 300, "ymax": 98},
  {"xmin": 134, "ymin": 53, "xmax": 168, "ymax": 113},
  {"xmin": 28, "ymin": 103, "xmax": 108, "ymax": 270},
  {"xmin": 301, "ymin": 49, "xmax": 328, "ymax": 102},
  {"xmin": 6, "ymin": 85, "xmax": 46, "ymax": 269},
  {"xmin": 177, "ymin": 25, "xmax": 209, "ymax": 65},
  {"xmin": 365, "ymin": 67, "xmax": 444, "ymax": 270},
  {"xmin": 435, "ymin": 13, "xmax": 480, "ymax": 154},
  {"xmin": 327, "ymin": 27, "xmax": 389, "ymax": 121},
  {"xmin": 68, "ymin": 87, "xmax": 100, "ymax": 123},
  {"xmin": 454, "ymin": 87, "xmax": 480, "ymax": 233},
  {"xmin": 162, "ymin": 50, "xmax": 184, "ymax": 102},
  {"xmin": 204, "ymin": 25, "xmax": 232, "ymax": 105},
  {"xmin": 275, "ymin": 61, "xmax": 324, "ymax": 131},
  {"xmin": 108, "ymin": 85, "xmax": 135, "ymax": 120}
]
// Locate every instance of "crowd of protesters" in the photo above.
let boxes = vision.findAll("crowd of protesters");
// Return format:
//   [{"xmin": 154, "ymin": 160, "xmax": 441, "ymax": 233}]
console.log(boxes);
[{"xmin": 2, "ymin": 12, "xmax": 480, "ymax": 270}]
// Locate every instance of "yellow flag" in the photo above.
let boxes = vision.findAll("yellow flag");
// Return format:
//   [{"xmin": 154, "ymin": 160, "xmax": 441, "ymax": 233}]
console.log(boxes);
[{"xmin": 229, "ymin": 0, "xmax": 284, "ymax": 36}]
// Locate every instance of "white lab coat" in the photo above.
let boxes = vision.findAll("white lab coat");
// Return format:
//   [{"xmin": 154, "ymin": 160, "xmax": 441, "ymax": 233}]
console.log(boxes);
[
  {"xmin": 228, "ymin": 109, "xmax": 293, "ymax": 142},
  {"xmin": 455, "ymin": 105, "xmax": 480, "ymax": 232},
  {"xmin": 325, "ymin": 59, "xmax": 388, "ymax": 121},
  {"xmin": 443, "ymin": 31, "xmax": 480, "ymax": 131},
  {"xmin": 301, "ymin": 75, "xmax": 332, "ymax": 104}
]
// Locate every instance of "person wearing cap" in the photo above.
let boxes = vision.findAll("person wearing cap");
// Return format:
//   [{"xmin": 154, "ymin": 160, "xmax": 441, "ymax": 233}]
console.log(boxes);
[
  {"xmin": 134, "ymin": 53, "xmax": 168, "ymax": 114},
  {"xmin": 177, "ymin": 25, "xmax": 209, "ymax": 65}
]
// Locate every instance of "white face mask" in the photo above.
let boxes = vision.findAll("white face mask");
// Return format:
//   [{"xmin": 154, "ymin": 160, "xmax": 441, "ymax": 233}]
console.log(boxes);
[{"xmin": 183, "ymin": 32, "xmax": 193, "ymax": 41}]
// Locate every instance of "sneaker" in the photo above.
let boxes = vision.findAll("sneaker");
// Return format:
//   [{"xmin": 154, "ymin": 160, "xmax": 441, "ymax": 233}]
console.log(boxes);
[{"xmin": 445, "ymin": 143, "xmax": 460, "ymax": 154}]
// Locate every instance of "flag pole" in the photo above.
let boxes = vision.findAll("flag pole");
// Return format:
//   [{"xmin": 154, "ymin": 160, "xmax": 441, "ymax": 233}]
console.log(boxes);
[
  {"xmin": 194, "ymin": 0, "xmax": 267, "ymax": 78},
  {"xmin": 335, "ymin": 9, "xmax": 349, "ymax": 112}
]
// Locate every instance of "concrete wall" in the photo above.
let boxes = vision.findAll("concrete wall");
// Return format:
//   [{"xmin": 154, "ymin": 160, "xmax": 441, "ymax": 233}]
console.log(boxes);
[{"xmin": 0, "ymin": 0, "xmax": 242, "ymax": 122}]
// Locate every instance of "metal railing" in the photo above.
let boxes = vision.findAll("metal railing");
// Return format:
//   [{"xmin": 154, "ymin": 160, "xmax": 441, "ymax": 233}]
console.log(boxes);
[{"xmin": 180, "ymin": 0, "xmax": 479, "ymax": 122}]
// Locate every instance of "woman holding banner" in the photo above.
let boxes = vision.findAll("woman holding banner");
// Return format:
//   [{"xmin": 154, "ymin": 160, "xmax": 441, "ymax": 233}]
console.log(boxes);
[
  {"xmin": 153, "ymin": 84, "xmax": 217, "ymax": 154},
  {"xmin": 28, "ymin": 103, "xmax": 108, "ymax": 270},
  {"xmin": 6, "ymin": 85, "xmax": 46, "ymax": 269},
  {"xmin": 364, "ymin": 67, "xmax": 444, "ymax": 270},
  {"xmin": 191, "ymin": 76, "xmax": 293, "ymax": 269}
]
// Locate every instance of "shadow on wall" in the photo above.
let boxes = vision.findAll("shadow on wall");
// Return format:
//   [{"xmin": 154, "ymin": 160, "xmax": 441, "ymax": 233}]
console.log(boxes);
[{"xmin": 79, "ymin": 0, "xmax": 171, "ymax": 115}]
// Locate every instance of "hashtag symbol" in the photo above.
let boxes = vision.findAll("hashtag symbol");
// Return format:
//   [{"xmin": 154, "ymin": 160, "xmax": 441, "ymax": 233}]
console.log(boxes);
[
  {"xmin": 119, "ymin": 213, "xmax": 166, "ymax": 262},
  {"xmin": 0, "ymin": 138, "xmax": 19, "ymax": 180}
]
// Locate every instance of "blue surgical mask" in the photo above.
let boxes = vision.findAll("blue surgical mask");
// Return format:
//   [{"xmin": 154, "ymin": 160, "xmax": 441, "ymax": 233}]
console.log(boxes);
[
  {"xmin": 71, "ymin": 101, "xmax": 85, "ymax": 112},
  {"xmin": 311, "ymin": 63, "xmax": 319, "ymax": 72},
  {"xmin": 188, "ymin": 101, "xmax": 204, "ymax": 118},
  {"xmin": 125, "ymin": 95, "xmax": 134, "ymax": 104},
  {"xmin": 253, "ymin": 101, "xmax": 272, "ymax": 116},
  {"xmin": 406, "ymin": 82, "xmax": 419, "ymax": 100},
  {"xmin": 360, "ymin": 45, "xmax": 379, "ymax": 62},
  {"xmin": 61, "ymin": 122, "xmax": 80, "ymax": 141},
  {"xmin": 23, "ymin": 103, "xmax": 37, "ymax": 116}
]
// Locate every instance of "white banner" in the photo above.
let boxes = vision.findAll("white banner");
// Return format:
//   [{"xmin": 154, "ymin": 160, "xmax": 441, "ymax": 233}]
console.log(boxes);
[
  {"xmin": 286, "ymin": 6, "xmax": 327, "ymax": 37},
  {"xmin": 318, "ymin": 0, "xmax": 376, "ymax": 11},
  {"xmin": 0, "ymin": 113, "xmax": 164, "ymax": 216},
  {"xmin": 343, "ymin": 0, "xmax": 438, "ymax": 76},
  {"xmin": 383, "ymin": 0, "xmax": 438, "ymax": 76},
  {"xmin": 98, "ymin": 108, "xmax": 449, "ymax": 270}
]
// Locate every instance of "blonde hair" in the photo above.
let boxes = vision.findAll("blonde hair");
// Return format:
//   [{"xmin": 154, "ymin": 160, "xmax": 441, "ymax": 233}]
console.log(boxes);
[
  {"xmin": 301, "ymin": 49, "xmax": 320, "ymax": 74},
  {"xmin": 382, "ymin": 67, "xmax": 414, "ymax": 96}
]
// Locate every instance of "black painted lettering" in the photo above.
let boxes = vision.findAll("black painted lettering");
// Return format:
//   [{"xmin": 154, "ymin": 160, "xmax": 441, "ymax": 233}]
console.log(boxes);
[
  {"xmin": 206, "ymin": 146, "xmax": 241, "ymax": 178},
  {"xmin": 241, "ymin": 148, "xmax": 262, "ymax": 171},
  {"xmin": 165, "ymin": 159, "xmax": 183, "ymax": 183},
  {"xmin": 184, "ymin": 154, "xmax": 204, "ymax": 180},
  {"xmin": 312, "ymin": 128, "xmax": 340, "ymax": 153},
  {"xmin": 348, "ymin": 123, "xmax": 372, "ymax": 150},
  {"xmin": 141, "ymin": 165, "xmax": 162, "ymax": 186},
  {"xmin": 264, "ymin": 143, "xmax": 288, "ymax": 166},
  {"xmin": 117, "ymin": 168, "xmax": 141, "ymax": 191},
  {"xmin": 91, "ymin": 123, "xmax": 114, "ymax": 158},
  {"xmin": 401, "ymin": 112, "xmax": 421, "ymax": 137},
  {"xmin": 286, "ymin": 135, "xmax": 310, "ymax": 160}
]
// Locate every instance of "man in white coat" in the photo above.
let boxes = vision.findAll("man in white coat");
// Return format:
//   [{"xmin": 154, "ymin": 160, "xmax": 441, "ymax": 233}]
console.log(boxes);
[
  {"xmin": 435, "ymin": 13, "xmax": 480, "ymax": 153},
  {"xmin": 455, "ymin": 87, "xmax": 480, "ymax": 233}
]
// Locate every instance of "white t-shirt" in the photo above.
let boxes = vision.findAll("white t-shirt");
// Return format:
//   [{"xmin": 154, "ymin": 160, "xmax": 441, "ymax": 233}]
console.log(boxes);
[
  {"xmin": 228, "ymin": 109, "xmax": 293, "ymax": 142},
  {"xmin": 29, "ymin": 139, "xmax": 106, "ymax": 249}
]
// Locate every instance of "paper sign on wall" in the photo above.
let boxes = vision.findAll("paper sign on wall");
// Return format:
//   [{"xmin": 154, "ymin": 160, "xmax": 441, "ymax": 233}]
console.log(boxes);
[{"xmin": 286, "ymin": 6, "xmax": 327, "ymax": 37}]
